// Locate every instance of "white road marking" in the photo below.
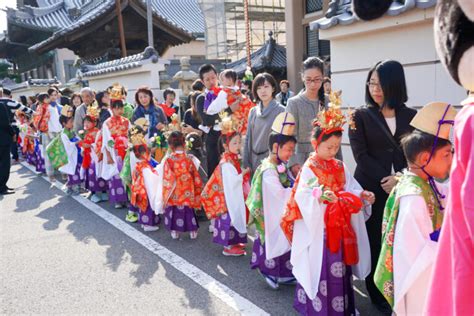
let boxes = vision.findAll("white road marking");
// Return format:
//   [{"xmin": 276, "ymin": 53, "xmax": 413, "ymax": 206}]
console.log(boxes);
[{"xmin": 21, "ymin": 162, "xmax": 269, "ymax": 316}]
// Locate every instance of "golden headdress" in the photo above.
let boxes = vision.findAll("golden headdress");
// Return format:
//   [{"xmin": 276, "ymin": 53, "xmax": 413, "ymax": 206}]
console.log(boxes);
[
  {"xmin": 128, "ymin": 124, "xmax": 147, "ymax": 147},
  {"xmin": 109, "ymin": 83, "xmax": 124, "ymax": 101},
  {"xmin": 60, "ymin": 105, "xmax": 74, "ymax": 118},
  {"xmin": 85, "ymin": 105, "xmax": 99, "ymax": 121},
  {"xmin": 219, "ymin": 111, "xmax": 237, "ymax": 136},
  {"xmin": 314, "ymin": 90, "xmax": 347, "ymax": 143}
]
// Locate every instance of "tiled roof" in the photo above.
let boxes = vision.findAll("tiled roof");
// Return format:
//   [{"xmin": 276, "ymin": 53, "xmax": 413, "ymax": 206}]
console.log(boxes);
[
  {"xmin": 6, "ymin": 77, "xmax": 61, "ymax": 91},
  {"xmin": 79, "ymin": 46, "xmax": 159, "ymax": 77},
  {"xmin": 226, "ymin": 31, "xmax": 286, "ymax": 75},
  {"xmin": 309, "ymin": 0, "xmax": 437, "ymax": 31}
]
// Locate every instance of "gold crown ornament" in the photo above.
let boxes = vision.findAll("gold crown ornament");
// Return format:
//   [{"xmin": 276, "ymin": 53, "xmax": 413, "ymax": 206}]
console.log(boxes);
[
  {"xmin": 410, "ymin": 102, "xmax": 457, "ymax": 140},
  {"xmin": 134, "ymin": 117, "xmax": 150, "ymax": 132},
  {"xmin": 314, "ymin": 90, "xmax": 346, "ymax": 131},
  {"xmin": 128, "ymin": 125, "xmax": 147, "ymax": 147},
  {"xmin": 109, "ymin": 83, "xmax": 124, "ymax": 101},
  {"xmin": 219, "ymin": 111, "xmax": 237, "ymax": 136},
  {"xmin": 272, "ymin": 112, "xmax": 296, "ymax": 136},
  {"xmin": 60, "ymin": 105, "xmax": 74, "ymax": 118},
  {"xmin": 86, "ymin": 105, "xmax": 99, "ymax": 121}
]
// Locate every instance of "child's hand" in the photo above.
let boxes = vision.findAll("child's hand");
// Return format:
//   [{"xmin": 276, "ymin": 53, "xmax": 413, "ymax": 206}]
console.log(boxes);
[
  {"xmin": 322, "ymin": 190, "xmax": 337, "ymax": 203},
  {"xmin": 361, "ymin": 190, "xmax": 375, "ymax": 204}
]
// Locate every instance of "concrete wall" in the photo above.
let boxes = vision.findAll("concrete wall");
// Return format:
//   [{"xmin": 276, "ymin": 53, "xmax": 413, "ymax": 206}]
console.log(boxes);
[{"xmin": 319, "ymin": 8, "xmax": 466, "ymax": 173}]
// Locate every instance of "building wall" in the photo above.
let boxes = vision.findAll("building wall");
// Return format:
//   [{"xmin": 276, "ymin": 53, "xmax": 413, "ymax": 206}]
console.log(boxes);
[
  {"xmin": 320, "ymin": 9, "xmax": 466, "ymax": 173},
  {"xmin": 161, "ymin": 39, "xmax": 206, "ymax": 60}
]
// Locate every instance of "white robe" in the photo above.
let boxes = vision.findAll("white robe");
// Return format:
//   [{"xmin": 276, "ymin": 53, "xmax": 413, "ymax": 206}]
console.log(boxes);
[
  {"xmin": 221, "ymin": 162, "xmax": 247, "ymax": 234},
  {"xmin": 392, "ymin": 183, "xmax": 448, "ymax": 316},
  {"xmin": 58, "ymin": 131, "xmax": 78, "ymax": 176},
  {"xmin": 98, "ymin": 120, "xmax": 131, "ymax": 180},
  {"xmin": 205, "ymin": 88, "xmax": 231, "ymax": 115},
  {"xmin": 262, "ymin": 168, "xmax": 292, "ymax": 259},
  {"xmin": 290, "ymin": 163, "xmax": 371, "ymax": 300}
]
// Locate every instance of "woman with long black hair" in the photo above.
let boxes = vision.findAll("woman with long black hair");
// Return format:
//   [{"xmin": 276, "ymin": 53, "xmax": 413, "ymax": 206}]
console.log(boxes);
[{"xmin": 349, "ymin": 60, "xmax": 417, "ymax": 314}]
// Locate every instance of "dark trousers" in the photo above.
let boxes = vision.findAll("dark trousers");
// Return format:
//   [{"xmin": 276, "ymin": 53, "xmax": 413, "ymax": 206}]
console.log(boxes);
[
  {"xmin": 0, "ymin": 145, "xmax": 11, "ymax": 192},
  {"xmin": 205, "ymin": 129, "xmax": 220, "ymax": 177},
  {"xmin": 10, "ymin": 127, "xmax": 19, "ymax": 160},
  {"xmin": 365, "ymin": 186, "xmax": 390, "ymax": 306}
]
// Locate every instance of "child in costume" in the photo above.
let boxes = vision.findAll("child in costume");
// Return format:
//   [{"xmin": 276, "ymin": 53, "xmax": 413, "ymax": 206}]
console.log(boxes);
[
  {"xmin": 129, "ymin": 124, "xmax": 161, "ymax": 232},
  {"xmin": 373, "ymin": 102, "xmax": 456, "ymax": 315},
  {"xmin": 202, "ymin": 113, "xmax": 249, "ymax": 256},
  {"xmin": 281, "ymin": 92, "xmax": 373, "ymax": 316},
  {"xmin": 247, "ymin": 112, "xmax": 298, "ymax": 289},
  {"xmin": 154, "ymin": 131, "xmax": 202, "ymax": 240},
  {"xmin": 16, "ymin": 111, "xmax": 35, "ymax": 165},
  {"xmin": 78, "ymin": 106, "xmax": 108, "ymax": 203},
  {"xmin": 46, "ymin": 105, "xmax": 82, "ymax": 195},
  {"xmin": 204, "ymin": 69, "xmax": 255, "ymax": 135},
  {"xmin": 98, "ymin": 86, "xmax": 130, "ymax": 208}
]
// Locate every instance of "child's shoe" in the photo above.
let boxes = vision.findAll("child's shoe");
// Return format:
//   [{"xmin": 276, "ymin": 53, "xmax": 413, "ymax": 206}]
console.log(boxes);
[
  {"xmin": 114, "ymin": 203, "xmax": 125, "ymax": 209},
  {"xmin": 171, "ymin": 230, "xmax": 180, "ymax": 239},
  {"xmin": 190, "ymin": 231, "xmax": 198, "ymax": 239},
  {"xmin": 143, "ymin": 225, "xmax": 159, "ymax": 232},
  {"xmin": 222, "ymin": 245, "xmax": 246, "ymax": 256},
  {"xmin": 125, "ymin": 212, "xmax": 138, "ymax": 223}
]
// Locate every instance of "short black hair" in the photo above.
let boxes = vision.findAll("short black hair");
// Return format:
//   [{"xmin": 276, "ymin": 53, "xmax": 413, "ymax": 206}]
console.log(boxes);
[
  {"xmin": 252, "ymin": 72, "xmax": 277, "ymax": 103},
  {"xmin": 243, "ymin": 79, "xmax": 253, "ymax": 88},
  {"xmin": 191, "ymin": 79, "xmax": 204, "ymax": 91},
  {"xmin": 133, "ymin": 144, "xmax": 148, "ymax": 159},
  {"xmin": 186, "ymin": 132, "xmax": 202, "ymax": 151},
  {"xmin": 59, "ymin": 115, "xmax": 73, "ymax": 127},
  {"xmin": 221, "ymin": 69, "xmax": 237, "ymax": 83},
  {"xmin": 401, "ymin": 129, "xmax": 451, "ymax": 164},
  {"xmin": 2, "ymin": 88, "xmax": 11, "ymax": 96},
  {"xmin": 110, "ymin": 99, "xmax": 124, "ymax": 108},
  {"xmin": 312, "ymin": 125, "xmax": 343, "ymax": 143},
  {"xmin": 95, "ymin": 91, "xmax": 109, "ymax": 108},
  {"xmin": 167, "ymin": 131, "xmax": 186, "ymax": 149},
  {"xmin": 218, "ymin": 132, "xmax": 240, "ymax": 155},
  {"xmin": 37, "ymin": 93, "xmax": 49, "ymax": 103},
  {"xmin": 365, "ymin": 60, "xmax": 408, "ymax": 110},
  {"xmin": 199, "ymin": 64, "xmax": 217, "ymax": 80},
  {"xmin": 163, "ymin": 88, "xmax": 176, "ymax": 100},
  {"xmin": 47, "ymin": 87, "xmax": 59, "ymax": 96},
  {"xmin": 268, "ymin": 132, "xmax": 297, "ymax": 150},
  {"xmin": 19, "ymin": 95, "xmax": 27, "ymax": 106}
]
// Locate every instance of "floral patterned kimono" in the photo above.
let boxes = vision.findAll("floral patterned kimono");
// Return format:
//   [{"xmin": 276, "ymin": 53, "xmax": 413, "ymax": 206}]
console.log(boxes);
[
  {"xmin": 281, "ymin": 154, "xmax": 371, "ymax": 316},
  {"xmin": 154, "ymin": 151, "xmax": 202, "ymax": 233},
  {"xmin": 99, "ymin": 115, "xmax": 130, "ymax": 204},
  {"xmin": 202, "ymin": 152, "xmax": 249, "ymax": 247},
  {"xmin": 78, "ymin": 127, "xmax": 106, "ymax": 193}
]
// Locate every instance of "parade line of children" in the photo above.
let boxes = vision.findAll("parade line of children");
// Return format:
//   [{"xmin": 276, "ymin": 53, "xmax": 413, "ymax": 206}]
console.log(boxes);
[{"xmin": 14, "ymin": 71, "xmax": 460, "ymax": 315}]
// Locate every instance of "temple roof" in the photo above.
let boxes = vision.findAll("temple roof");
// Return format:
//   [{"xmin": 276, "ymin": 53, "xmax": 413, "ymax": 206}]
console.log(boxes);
[{"xmin": 309, "ymin": 0, "xmax": 437, "ymax": 31}]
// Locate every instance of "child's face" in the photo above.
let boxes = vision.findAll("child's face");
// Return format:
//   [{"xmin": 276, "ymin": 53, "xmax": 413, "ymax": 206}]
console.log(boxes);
[
  {"xmin": 422, "ymin": 144, "xmax": 453, "ymax": 179},
  {"xmin": 273, "ymin": 141, "xmax": 296, "ymax": 163},
  {"xmin": 43, "ymin": 97, "xmax": 50, "ymax": 104},
  {"xmin": 112, "ymin": 106, "xmax": 124, "ymax": 117},
  {"xmin": 84, "ymin": 119, "xmax": 94, "ymax": 130},
  {"xmin": 165, "ymin": 93, "xmax": 175, "ymax": 104},
  {"xmin": 226, "ymin": 134, "xmax": 242, "ymax": 155},
  {"xmin": 313, "ymin": 135, "xmax": 341, "ymax": 160},
  {"xmin": 64, "ymin": 117, "xmax": 74, "ymax": 129},
  {"xmin": 256, "ymin": 80, "xmax": 274, "ymax": 103},
  {"xmin": 221, "ymin": 76, "xmax": 235, "ymax": 87}
]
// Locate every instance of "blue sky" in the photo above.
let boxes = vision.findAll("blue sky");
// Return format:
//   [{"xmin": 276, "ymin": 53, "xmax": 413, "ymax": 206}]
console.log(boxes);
[{"xmin": 0, "ymin": 1, "xmax": 17, "ymax": 33}]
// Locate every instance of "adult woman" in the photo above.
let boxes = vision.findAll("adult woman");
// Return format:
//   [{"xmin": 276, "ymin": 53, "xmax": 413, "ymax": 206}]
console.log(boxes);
[
  {"xmin": 243, "ymin": 72, "xmax": 285, "ymax": 172},
  {"xmin": 95, "ymin": 90, "xmax": 111, "ymax": 129},
  {"xmin": 348, "ymin": 60, "xmax": 417, "ymax": 313},
  {"xmin": 132, "ymin": 86, "xmax": 167, "ymax": 137},
  {"xmin": 70, "ymin": 93, "xmax": 82, "ymax": 112},
  {"xmin": 182, "ymin": 91, "xmax": 203, "ymax": 136},
  {"xmin": 285, "ymin": 57, "xmax": 327, "ymax": 177}
]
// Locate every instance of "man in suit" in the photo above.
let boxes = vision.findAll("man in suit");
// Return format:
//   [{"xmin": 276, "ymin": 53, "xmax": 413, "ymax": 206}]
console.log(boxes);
[{"xmin": 0, "ymin": 88, "xmax": 15, "ymax": 195}]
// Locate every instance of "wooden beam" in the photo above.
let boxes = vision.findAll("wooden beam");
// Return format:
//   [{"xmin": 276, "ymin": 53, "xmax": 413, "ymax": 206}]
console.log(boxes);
[{"xmin": 115, "ymin": 0, "xmax": 127, "ymax": 57}]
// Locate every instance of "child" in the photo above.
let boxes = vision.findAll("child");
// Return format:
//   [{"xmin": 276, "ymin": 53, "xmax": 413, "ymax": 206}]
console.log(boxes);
[
  {"xmin": 78, "ymin": 106, "xmax": 107, "ymax": 203},
  {"xmin": 247, "ymin": 112, "xmax": 298, "ymax": 289},
  {"xmin": 159, "ymin": 88, "xmax": 179, "ymax": 122},
  {"xmin": 281, "ymin": 93, "xmax": 373, "ymax": 316},
  {"xmin": 202, "ymin": 114, "xmax": 249, "ymax": 256},
  {"xmin": 374, "ymin": 102, "xmax": 456, "ymax": 315},
  {"xmin": 46, "ymin": 105, "xmax": 82, "ymax": 194},
  {"xmin": 154, "ymin": 131, "xmax": 202, "ymax": 240},
  {"xmin": 129, "ymin": 124, "xmax": 161, "ymax": 232},
  {"xmin": 99, "ymin": 87, "xmax": 130, "ymax": 208},
  {"xmin": 205, "ymin": 69, "xmax": 255, "ymax": 135}
]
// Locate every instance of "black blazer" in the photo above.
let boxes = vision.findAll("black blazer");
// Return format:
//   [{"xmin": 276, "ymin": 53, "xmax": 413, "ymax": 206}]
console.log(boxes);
[
  {"xmin": 348, "ymin": 104, "xmax": 417, "ymax": 191},
  {"xmin": 0, "ymin": 102, "xmax": 13, "ymax": 147}
]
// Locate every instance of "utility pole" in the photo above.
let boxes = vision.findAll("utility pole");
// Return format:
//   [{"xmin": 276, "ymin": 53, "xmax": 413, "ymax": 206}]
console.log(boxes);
[
  {"xmin": 146, "ymin": 0, "xmax": 154, "ymax": 48},
  {"xmin": 244, "ymin": 0, "xmax": 251, "ymax": 67},
  {"xmin": 115, "ymin": 0, "xmax": 127, "ymax": 57}
]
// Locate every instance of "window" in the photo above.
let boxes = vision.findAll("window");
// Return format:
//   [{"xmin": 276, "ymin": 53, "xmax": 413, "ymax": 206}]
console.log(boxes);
[
  {"xmin": 306, "ymin": 0, "xmax": 323, "ymax": 14},
  {"xmin": 306, "ymin": 26, "xmax": 319, "ymax": 57}
]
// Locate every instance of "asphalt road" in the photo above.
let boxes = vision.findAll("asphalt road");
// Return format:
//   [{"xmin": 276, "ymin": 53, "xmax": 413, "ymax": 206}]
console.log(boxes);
[{"xmin": 1, "ymin": 163, "xmax": 383, "ymax": 315}]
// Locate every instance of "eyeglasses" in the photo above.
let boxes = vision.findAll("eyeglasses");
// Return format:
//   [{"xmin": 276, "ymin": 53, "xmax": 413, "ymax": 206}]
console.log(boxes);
[
  {"xmin": 304, "ymin": 78, "xmax": 323, "ymax": 85},
  {"xmin": 367, "ymin": 82, "xmax": 382, "ymax": 90}
]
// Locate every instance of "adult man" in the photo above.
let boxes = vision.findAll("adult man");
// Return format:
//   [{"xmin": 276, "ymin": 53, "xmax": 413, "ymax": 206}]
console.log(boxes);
[
  {"xmin": 0, "ymin": 88, "xmax": 15, "ymax": 195},
  {"xmin": 73, "ymin": 87, "xmax": 95, "ymax": 133}
]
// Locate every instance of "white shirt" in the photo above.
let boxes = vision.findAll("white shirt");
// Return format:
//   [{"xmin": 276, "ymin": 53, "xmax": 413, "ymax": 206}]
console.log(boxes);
[
  {"xmin": 385, "ymin": 116, "xmax": 396, "ymax": 136},
  {"xmin": 48, "ymin": 105, "xmax": 62, "ymax": 133}
]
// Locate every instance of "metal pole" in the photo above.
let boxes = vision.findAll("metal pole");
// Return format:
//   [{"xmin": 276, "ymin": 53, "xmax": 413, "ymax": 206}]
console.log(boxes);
[
  {"xmin": 115, "ymin": 0, "xmax": 127, "ymax": 57},
  {"xmin": 146, "ymin": 0, "xmax": 154, "ymax": 48}
]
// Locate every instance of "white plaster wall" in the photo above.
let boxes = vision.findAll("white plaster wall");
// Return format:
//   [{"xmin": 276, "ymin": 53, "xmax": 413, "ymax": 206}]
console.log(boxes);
[{"xmin": 161, "ymin": 40, "xmax": 206, "ymax": 59}]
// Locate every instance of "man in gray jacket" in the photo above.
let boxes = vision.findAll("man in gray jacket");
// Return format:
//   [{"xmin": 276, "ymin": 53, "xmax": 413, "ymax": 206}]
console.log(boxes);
[{"xmin": 73, "ymin": 87, "xmax": 95, "ymax": 133}]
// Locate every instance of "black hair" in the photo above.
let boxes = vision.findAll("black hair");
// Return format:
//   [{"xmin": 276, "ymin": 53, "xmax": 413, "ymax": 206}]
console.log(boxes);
[
  {"xmin": 47, "ymin": 87, "xmax": 59, "ymax": 96},
  {"xmin": 312, "ymin": 125, "xmax": 343, "ymax": 143},
  {"xmin": 19, "ymin": 95, "xmax": 27, "ymax": 106},
  {"xmin": 365, "ymin": 60, "xmax": 408, "ymax": 110},
  {"xmin": 401, "ymin": 129, "xmax": 451, "ymax": 164},
  {"xmin": 191, "ymin": 79, "xmax": 204, "ymax": 91},
  {"xmin": 242, "ymin": 79, "xmax": 253, "ymax": 88},
  {"xmin": 302, "ymin": 56, "xmax": 325, "ymax": 104},
  {"xmin": 37, "ymin": 93, "xmax": 49, "ymax": 103},
  {"xmin": 110, "ymin": 99, "xmax": 124, "ymax": 109},
  {"xmin": 198, "ymin": 64, "xmax": 217, "ymax": 80},
  {"xmin": 59, "ymin": 115, "xmax": 73, "ymax": 127},
  {"xmin": 186, "ymin": 132, "xmax": 203, "ymax": 150},
  {"xmin": 252, "ymin": 72, "xmax": 277, "ymax": 103},
  {"xmin": 163, "ymin": 88, "xmax": 176, "ymax": 100},
  {"xmin": 95, "ymin": 91, "xmax": 109, "ymax": 108},
  {"xmin": 168, "ymin": 131, "xmax": 186, "ymax": 149},
  {"xmin": 268, "ymin": 132, "xmax": 297, "ymax": 151},
  {"xmin": 2, "ymin": 88, "xmax": 11, "ymax": 96},
  {"xmin": 217, "ymin": 132, "xmax": 241, "ymax": 155},
  {"xmin": 133, "ymin": 144, "xmax": 148, "ymax": 159},
  {"xmin": 221, "ymin": 69, "xmax": 237, "ymax": 83},
  {"xmin": 83, "ymin": 115, "xmax": 97, "ymax": 126}
]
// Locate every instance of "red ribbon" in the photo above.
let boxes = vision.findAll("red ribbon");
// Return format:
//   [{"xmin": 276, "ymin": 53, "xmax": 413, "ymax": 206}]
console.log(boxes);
[
  {"xmin": 112, "ymin": 135, "xmax": 128, "ymax": 161},
  {"xmin": 317, "ymin": 127, "xmax": 344, "ymax": 145},
  {"xmin": 324, "ymin": 191, "xmax": 363, "ymax": 265}
]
